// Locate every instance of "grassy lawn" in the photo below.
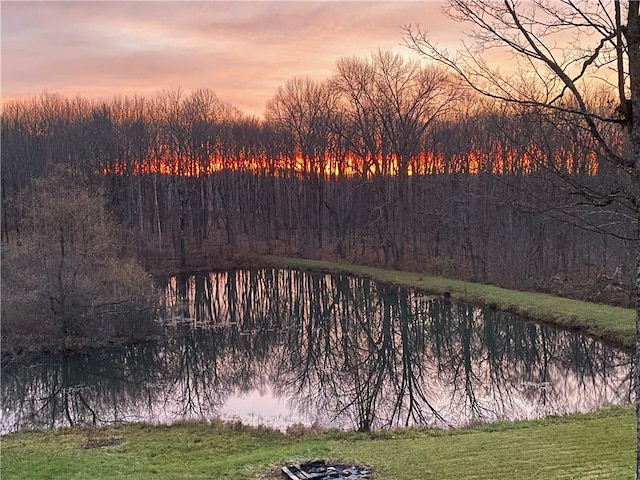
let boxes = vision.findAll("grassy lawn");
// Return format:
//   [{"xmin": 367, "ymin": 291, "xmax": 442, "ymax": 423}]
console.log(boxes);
[
  {"xmin": 3, "ymin": 258, "xmax": 635, "ymax": 479},
  {"xmin": 1, "ymin": 408, "xmax": 634, "ymax": 479}
]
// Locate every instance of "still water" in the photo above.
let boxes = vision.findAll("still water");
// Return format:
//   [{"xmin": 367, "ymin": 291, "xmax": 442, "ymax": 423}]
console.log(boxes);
[{"xmin": 1, "ymin": 269, "xmax": 632, "ymax": 433}]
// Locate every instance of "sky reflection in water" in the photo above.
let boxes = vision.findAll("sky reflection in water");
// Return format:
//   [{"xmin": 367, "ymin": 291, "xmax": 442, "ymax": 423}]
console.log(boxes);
[{"xmin": 1, "ymin": 269, "xmax": 632, "ymax": 433}]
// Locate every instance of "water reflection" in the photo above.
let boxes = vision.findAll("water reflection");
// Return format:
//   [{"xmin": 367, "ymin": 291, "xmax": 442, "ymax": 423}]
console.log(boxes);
[{"xmin": 1, "ymin": 270, "xmax": 632, "ymax": 433}]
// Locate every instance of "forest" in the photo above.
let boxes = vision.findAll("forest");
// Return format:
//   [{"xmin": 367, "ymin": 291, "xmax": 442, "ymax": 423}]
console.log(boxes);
[
  {"xmin": 3, "ymin": 1, "xmax": 640, "ymax": 478},
  {"xmin": 1, "ymin": 50, "xmax": 636, "ymax": 342}
]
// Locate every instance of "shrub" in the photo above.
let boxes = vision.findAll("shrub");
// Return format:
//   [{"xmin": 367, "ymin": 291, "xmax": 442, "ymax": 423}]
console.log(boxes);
[{"xmin": 1, "ymin": 166, "xmax": 158, "ymax": 352}]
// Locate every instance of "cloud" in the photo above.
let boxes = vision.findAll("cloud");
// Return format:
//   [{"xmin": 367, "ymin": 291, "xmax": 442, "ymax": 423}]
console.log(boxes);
[{"xmin": 1, "ymin": 1, "xmax": 456, "ymax": 117}]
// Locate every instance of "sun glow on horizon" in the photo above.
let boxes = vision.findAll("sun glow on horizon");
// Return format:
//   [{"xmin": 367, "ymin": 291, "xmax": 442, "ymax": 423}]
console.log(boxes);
[{"xmin": 103, "ymin": 143, "xmax": 599, "ymax": 178}]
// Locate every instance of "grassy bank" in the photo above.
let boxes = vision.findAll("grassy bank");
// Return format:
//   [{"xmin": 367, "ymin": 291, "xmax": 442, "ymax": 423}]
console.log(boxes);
[
  {"xmin": 260, "ymin": 256, "xmax": 636, "ymax": 350},
  {"xmin": 3, "ymin": 256, "xmax": 635, "ymax": 479},
  {"xmin": 1, "ymin": 407, "xmax": 634, "ymax": 479}
]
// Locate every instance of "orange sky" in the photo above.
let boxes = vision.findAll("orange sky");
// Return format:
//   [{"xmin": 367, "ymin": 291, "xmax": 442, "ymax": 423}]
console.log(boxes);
[{"xmin": 1, "ymin": 1, "xmax": 465, "ymax": 117}]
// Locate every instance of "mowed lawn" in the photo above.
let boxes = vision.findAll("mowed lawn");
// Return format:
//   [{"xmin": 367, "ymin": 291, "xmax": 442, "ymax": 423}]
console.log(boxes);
[
  {"xmin": 3, "ymin": 259, "xmax": 636, "ymax": 479},
  {"xmin": 1, "ymin": 408, "xmax": 634, "ymax": 479}
]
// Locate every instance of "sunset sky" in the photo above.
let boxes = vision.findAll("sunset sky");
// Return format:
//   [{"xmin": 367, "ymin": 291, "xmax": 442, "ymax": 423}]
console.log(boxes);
[{"xmin": 1, "ymin": 1, "xmax": 464, "ymax": 117}]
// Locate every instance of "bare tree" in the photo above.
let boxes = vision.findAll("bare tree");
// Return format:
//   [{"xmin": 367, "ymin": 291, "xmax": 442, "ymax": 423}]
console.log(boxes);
[
  {"xmin": 265, "ymin": 77, "xmax": 338, "ymax": 250},
  {"xmin": 331, "ymin": 51, "xmax": 461, "ymax": 264},
  {"xmin": 405, "ymin": 0, "xmax": 640, "ymax": 475},
  {"xmin": 2, "ymin": 166, "xmax": 156, "ymax": 347}
]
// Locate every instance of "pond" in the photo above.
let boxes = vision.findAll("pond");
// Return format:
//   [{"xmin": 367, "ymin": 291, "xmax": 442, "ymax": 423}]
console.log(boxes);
[{"xmin": 1, "ymin": 269, "xmax": 632, "ymax": 433}]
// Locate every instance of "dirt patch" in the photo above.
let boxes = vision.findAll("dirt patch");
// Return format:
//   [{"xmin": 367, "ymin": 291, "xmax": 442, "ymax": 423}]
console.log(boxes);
[{"xmin": 82, "ymin": 437, "xmax": 122, "ymax": 449}]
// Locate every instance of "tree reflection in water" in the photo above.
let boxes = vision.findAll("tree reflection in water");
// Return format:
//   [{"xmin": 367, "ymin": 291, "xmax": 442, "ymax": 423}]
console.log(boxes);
[{"xmin": 1, "ymin": 269, "xmax": 632, "ymax": 433}]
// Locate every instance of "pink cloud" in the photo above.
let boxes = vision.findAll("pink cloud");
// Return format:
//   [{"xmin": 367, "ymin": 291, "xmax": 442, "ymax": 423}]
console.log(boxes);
[{"xmin": 2, "ymin": 1, "xmax": 459, "ymax": 117}]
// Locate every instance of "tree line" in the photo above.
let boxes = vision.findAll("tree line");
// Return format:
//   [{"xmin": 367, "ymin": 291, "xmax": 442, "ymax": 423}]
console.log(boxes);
[{"xmin": 1, "ymin": 50, "xmax": 635, "ymax": 305}]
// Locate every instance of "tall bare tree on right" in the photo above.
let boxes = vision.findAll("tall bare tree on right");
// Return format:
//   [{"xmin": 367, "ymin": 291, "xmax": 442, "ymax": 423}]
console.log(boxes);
[{"xmin": 406, "ymin": 0, "xmax": 639, "ymax": 474}]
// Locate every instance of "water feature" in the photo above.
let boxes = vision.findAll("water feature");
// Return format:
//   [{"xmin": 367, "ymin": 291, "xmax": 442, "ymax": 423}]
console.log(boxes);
[{"xmin": 1, "ymin": 269, "xmax": 632, "ymax": 433}]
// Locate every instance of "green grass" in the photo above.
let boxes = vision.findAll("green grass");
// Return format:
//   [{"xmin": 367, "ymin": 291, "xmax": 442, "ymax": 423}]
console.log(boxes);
[
  {"xmin": 1, "ymin": 408, "xmax": 634, "ymax": 479},
  {"xmin": 260, "ymin": 256, "xmax": 636, "ymax": 349},
  {"xmin": 3, "ymin": 257, "xmax": 636, "ymax": 479}
]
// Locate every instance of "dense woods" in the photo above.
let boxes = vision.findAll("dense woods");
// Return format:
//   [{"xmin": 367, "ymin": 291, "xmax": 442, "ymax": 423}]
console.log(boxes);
[{"xmin": 1, "ymin": 51, "xmax": 635, "ymax": 308}]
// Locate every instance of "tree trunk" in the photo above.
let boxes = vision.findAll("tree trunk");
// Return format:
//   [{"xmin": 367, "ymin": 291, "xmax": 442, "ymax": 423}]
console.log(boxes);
[
  {"xmin": 636, "ymin": 248, "xmax": 640, "ymax": 480},
  {"xmin": 179, "ymin": 196, "xmax": 187, "ymax": 268},
  {"xmin": 154, "ymin": 174, "xmax": 162, "ymax": 250},
  {"xmin": 625, "ymin": 3, "xmax": 640, "ymax": 478}
]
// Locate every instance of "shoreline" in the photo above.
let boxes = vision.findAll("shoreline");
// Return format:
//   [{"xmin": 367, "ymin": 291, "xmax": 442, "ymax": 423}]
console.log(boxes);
[
  {"xmin": 4, "ymin": 254, "xmax": 635, "ymax": 358},
  {"xmin": 259, "ymin": 256, "xmax": 636, "ymax": 350},
  {"xmin": 3, "ymin": 257, "xmax": 635, "ymax": 478}
]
